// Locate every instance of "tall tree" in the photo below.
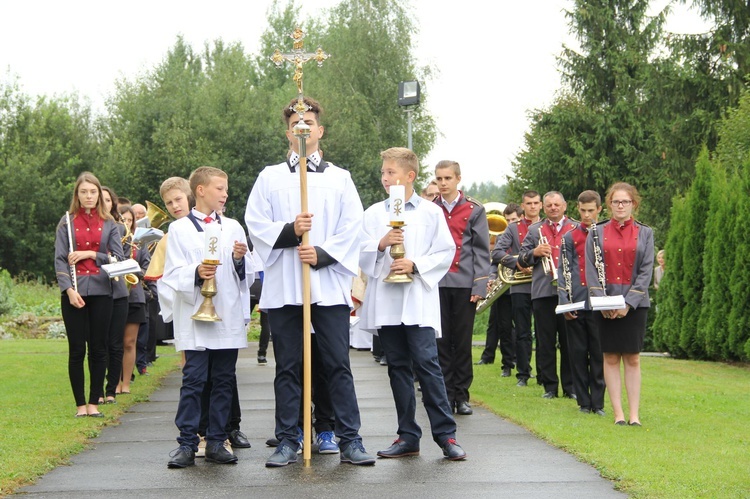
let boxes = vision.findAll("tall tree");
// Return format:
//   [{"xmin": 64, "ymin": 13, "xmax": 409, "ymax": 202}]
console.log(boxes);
[{"xmin": 0, "ymin": 79, "xmax": 100, "ymax": 279}]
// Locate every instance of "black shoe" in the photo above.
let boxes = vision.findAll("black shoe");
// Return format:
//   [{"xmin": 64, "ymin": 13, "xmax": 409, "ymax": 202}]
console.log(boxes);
[
  {"xmin": 501, "ymin": 368, "xmax": 511, "ymax": 377},
  {"xmin": 628, "ymin": 421, "xmax": 642, "ymax": 427},
  {"xmin": 168, "ymin": 445, "xmax": 196, "ymax": 468},
  {"xmin": 379, "ymin": 356, "xmax": 387, "ymax": 366},
  {"xmin": 516, "ymin": 378, "xmax": 528, "ymax": 387},
  {"xmin": 377, "ymin": 439, "xmax": 420, "ymax": 458},
  {"xmin": 266, "ymin": 443, "xmax": 298, "ymax": 467},
  {"xmin": 563, "ymin": 392, "xmax": 577, "ymax": 400},
  {"xmin": 257, "ymin": 356, "xmax": 267, "ymax": 365},
  {"xmin": 228, "ymin": 429, "xmax": 251, "ymax": 448},
  {"xmin": 205, "ymin": 440, "xmax": 238, "ymax": 464},
  {"xmin": 265, "ymin": 437, "xmax": 280, "ymax": 447},
  {"xmin": 474, "ymin": 359, "xmax": 493, "ymax": 365},
  {"xmin": 441, "ymin": 438, "xmax": 467, "ymax": 461},
  {"xmin": 456, "ymin": 401, "xmax": 473, "ymax": 415},
  {"xmin": 593, "ymin": 409, "xmax": 606, "ymax": 416},
  {"xmin": 614, "ymin": 420, "xmax": 627, "ymax": 426},
  {"xmin": 542, "ymin": 391, "xmax": 558, "ymax": 399},
  {"xmin": 579, "ymin": 406, "xmax": 592, "ymax": 414},
  {"xmin": 340, "ymin": 440, "xmax": 376, "ymax": 465}
]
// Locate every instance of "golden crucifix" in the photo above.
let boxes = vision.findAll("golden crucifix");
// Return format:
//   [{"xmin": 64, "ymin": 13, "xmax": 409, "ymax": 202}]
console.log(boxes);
[
  {"xmin": 270, "ymin": 27, "xmax": 330, "ymax": 469},
  {"xmin": 271, "ymin": 27, "xmax": 330, "ymax": 118}
]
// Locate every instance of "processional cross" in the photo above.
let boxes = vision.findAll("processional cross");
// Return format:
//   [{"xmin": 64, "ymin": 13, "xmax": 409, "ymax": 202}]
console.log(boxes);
[{"xmin": 270, "ymin": 27, "xmax": 330, "ymax": 469}]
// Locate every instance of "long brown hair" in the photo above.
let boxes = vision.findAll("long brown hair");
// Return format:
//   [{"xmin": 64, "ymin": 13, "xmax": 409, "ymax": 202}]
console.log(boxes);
[
  {"xmin": 101, "ymin": 185, "xmax": 121, "ymax": 221},
  {"xmin": 68, "ymin": 172, "xmax": 112, "ymax": 220}
]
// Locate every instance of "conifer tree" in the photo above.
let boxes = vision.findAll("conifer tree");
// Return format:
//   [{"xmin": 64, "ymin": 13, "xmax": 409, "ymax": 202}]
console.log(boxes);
[
  {"xmin": 652, "ymin": 196, "xmax": 687, "ymax": 355},
  {"xmin": 697, "ymin": 162, "xmax": 735, "ymax": 359},
  {"xmin": 677, "ymin": 149, "xmax": 713, "ymax": 358}
]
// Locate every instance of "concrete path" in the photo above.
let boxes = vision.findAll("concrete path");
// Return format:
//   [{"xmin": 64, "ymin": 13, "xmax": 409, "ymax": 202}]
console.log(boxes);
[{"xmin": 17, "ymin": 344, "xmax": 625, "ymax": 498}]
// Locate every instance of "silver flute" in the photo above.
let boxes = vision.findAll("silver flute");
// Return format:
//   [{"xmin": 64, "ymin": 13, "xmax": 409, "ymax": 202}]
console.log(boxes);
[{"xmin": 66, "ymin": 211, "xmax": 78, "ymax": 292}]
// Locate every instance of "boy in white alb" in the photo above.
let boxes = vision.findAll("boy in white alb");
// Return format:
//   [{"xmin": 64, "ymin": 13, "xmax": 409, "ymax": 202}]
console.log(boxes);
[
  {"xmin": 163, "ymin": 167, "xmax": 253, "ymax": 468},
  {"xmin": 245, "ymin": 97, "xmax": 374, "ymax": 467},
  {"xmin": 359, "ymin": 147, "xmax": 467, "ymax": 461}
]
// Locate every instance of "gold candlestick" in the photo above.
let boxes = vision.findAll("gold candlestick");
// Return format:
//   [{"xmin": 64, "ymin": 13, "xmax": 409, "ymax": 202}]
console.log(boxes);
[
  {"xmin": 383, "ymin": 221, "xmax": 412, "ymax": 283},
  {"xmin": 191, "ymin": 260, "xmax": 222, "ymax": 322}
]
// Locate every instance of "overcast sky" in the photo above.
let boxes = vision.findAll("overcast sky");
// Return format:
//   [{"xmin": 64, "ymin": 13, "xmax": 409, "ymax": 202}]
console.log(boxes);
[{"xmin": 1, "ymin": 0, "xmax": 707, "ymax": 190}]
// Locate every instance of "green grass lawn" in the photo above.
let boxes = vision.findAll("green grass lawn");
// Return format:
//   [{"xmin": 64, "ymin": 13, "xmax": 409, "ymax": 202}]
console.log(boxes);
[
  {"xmin": 0, "ymin": 340, "xmax": 180, "ymax": 496},
  {"xmin": 2, "ymin": 332, "xmax": 749, "ymax": 497},
  {"xmin": 471, "ymin": 347, "xmax": 750, "ymax": 498}
]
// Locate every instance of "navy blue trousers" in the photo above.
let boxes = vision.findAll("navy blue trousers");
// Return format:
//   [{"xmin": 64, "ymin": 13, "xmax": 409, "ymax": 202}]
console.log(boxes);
[
  {"xmin": 378, "ymin": 324, "xmax": 456, "ymax": 446},
  {"xmin": 175, "ymin": 348, "xmax": 238, "ymax": 450},
  {"xmin": 268, "ymin": 304, "xmax": 362, "ymax": 450}
]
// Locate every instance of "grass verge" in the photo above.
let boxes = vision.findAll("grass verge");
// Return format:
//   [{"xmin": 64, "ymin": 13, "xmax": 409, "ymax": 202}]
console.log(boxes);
[
  {"xmin": 0, "ymin": 340, "xmax": 180, "ymax": 496},
  {"xmin": 471, "ymin": 347, "xmax": 750, "ymax": 498}
]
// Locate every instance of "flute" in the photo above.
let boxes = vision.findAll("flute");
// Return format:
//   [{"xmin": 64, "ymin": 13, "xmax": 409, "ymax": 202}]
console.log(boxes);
[{"xmin": 66, "ymin": 211, "xmax": 78, "ymax": 292}]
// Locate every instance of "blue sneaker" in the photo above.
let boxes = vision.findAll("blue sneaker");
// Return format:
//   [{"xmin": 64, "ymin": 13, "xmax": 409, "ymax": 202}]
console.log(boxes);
[
  {"xmin": 316, "ymin": 431, "xmax": 340, "ymax": 454},
  {"xmin": 296, "ymin": 427, "xmax": 304, "ymax": 455}
]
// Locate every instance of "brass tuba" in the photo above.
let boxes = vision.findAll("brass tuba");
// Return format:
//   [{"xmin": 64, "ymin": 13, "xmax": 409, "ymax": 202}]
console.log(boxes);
[
  {"xmin": 145, "ymin": 201, "xmax": 172, "ymax": 229},
  {"xmin": 476, "ymin": 202, "xmax": 511, "ymax": 314},
  {"xmin": 121, "ymin": 222, "xmax": 140, "ymax": 290}
]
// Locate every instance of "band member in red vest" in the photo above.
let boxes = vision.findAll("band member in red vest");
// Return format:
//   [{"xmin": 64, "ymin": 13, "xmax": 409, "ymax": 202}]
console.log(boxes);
[
  {"xmin": 519, "ymin": 191, "xmax": 576, "ymax": 399},
  {"xmin": 585, "ymin": 182, "xmax": 653, "ymax": 426},
  {"xmin": 492, "ymin": 191, "xmax": 541, "ymax": 386},
  {"xmin": 557, "ymin": 190, "xmax": 605, "ymax": 415},
  {"xmin": 434, "ymin": 161, "xmax": 490, "ymax": 416}
]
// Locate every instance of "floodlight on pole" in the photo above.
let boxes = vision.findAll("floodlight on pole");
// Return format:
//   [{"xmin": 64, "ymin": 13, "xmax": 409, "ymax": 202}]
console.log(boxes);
[{"xmin": 398, "ymin": 81, "xmax": 420, "ymax": 150}]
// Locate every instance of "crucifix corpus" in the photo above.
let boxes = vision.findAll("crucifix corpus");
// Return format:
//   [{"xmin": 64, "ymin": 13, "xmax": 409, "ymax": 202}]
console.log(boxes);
[{"xmin": 270, "ymin": 27, "xmax": 330, "ymax": 468}]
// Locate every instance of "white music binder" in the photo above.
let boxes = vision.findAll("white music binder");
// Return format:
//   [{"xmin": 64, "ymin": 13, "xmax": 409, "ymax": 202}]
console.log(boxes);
[
  {"xmin": 102, "ymin": 259, "xmax": 142, "ymax": 278},
  {"xmin": 555, "ymin": 301, "xmax": 587, "ymax": 315},
  {"xmin": 590, "ymin": 295, "xmax": 626, "ymax": 311}
]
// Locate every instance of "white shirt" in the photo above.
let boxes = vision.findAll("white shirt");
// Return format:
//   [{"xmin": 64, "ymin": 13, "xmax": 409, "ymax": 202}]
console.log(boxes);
[
  {"xmin": 288, "ymin": 150, "xmax": 322, "ymax": 171},
  {"xmin": 161, "ymin": 214, "xmax": 253, "ymax": 351},
  {"xmin": 359, "ymin": 193, "xmax": 455, "ymax": 337},
  {"xmin": 245, "ymin": 161, "xmax": 363, "ymax": 309}
]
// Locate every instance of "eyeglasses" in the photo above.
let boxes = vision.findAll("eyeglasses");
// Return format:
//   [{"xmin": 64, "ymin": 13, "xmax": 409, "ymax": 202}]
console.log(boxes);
[{"xmin": 611, "ymin": 200, "xmax": 632, "ymax": 207}]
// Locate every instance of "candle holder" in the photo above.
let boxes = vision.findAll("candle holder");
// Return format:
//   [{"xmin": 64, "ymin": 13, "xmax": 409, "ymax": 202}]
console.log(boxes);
[
  {"xmin": 383, "ymin": 221, "xmax": 412, "ymax": 284},
  {"xmin": 192, "ymin": 260, "xmax": 222, "ymax": 322}
]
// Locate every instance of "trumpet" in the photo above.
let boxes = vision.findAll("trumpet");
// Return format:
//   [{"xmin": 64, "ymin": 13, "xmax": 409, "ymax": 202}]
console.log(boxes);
[
  {"xmin": 120, "ymin": 221, "xmax": 140, "ymax": 290},
  {"xmin": 538, "ymin": 227, "xmax": 558, "ymax": 285}
]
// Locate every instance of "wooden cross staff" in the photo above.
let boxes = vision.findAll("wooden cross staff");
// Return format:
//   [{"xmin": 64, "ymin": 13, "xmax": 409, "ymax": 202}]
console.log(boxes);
[{"xmin": 271, "ymin": 27, "xmax": 330, "ymax": 468}]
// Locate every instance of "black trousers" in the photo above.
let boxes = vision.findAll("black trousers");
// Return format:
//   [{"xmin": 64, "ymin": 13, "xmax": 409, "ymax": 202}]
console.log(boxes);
[
  {"xmin": 566, "ymin": 310, "xmax": 605, "ymax": 410},
  {"xmin": 105, "ymin": 297, "xmax": 128, "ymax": 398},
  {"xmin": 512, "ymin": 293, "xmax": 533, "ymax": 380},
  {"xmin": 61, "ymin": 294, "xmax": 113, "ymax": 406},
  {"xmin": 268, "ymin": 304, "xmax": 362, "ymax": 450},
  {"xmin": 480, "ymin": 293, "xmax": 515, "ymax": 368},
  {"xmin": 437, "ymin": 287, "xmax": 476, "ymax": 405},
  {"xmin": 199, "ymin": 371, "xmax": 242, "ymax": 435},
  {"xmin": 532, "ymin": 296, "xmax": 573, "ymax": 396},
  {"xmin": 176, "ymin": 348, "xmax": 238, "ymax": 449},
  {"xmin": 379, "ymin": 324, "xmax": 456, "ymax": 445}
]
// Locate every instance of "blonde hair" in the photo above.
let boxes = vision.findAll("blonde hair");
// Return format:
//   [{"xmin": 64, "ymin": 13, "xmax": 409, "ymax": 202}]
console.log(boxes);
[
  {"xmin": 189, "ymin": 167, "xmax": 227, "ymax": 195},
  {"xmin": 380, "ymin": 147, "xmax": 419, "ymax": 176}
]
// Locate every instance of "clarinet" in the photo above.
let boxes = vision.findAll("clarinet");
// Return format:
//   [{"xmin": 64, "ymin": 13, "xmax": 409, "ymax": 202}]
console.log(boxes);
[
  {"xmin": 560, "ymin": 236, "xmax": 573, "ymax": 303},
  {"xmin": 66, "ymin": 211, "xmax": 78, "ymax": 292},
  {"xmin": 591, "ymin": 224, "xmax": 608, "ymax": 296}
]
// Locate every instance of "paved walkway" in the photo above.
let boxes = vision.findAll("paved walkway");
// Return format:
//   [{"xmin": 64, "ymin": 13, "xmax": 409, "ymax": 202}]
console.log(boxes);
[{"xmin": 18, "ymin": 344, "xmax": 624, "ymax": 498}]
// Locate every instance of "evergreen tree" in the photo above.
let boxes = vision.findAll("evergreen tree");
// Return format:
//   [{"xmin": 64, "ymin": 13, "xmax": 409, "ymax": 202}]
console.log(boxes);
[
  {"xmin": 726, "ymin": 157, "xmax": 750, "ymax": 360},
  {"xmin": 652, "ymin": 196, "xmax": 687, "ymax": 355},
  {"xmin": 697, "ymin": 161, "xmax": 735, "ymax": 359},
  {"xmin": 677, "ymin": 148, "xmax": 712, "ymax": 358}
]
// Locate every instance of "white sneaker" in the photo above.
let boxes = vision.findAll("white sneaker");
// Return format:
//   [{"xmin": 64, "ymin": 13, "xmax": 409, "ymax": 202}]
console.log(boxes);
[
  {"xmin": 223, "ymin": 439, "xmax": 234, "ymax": 455},
  {"xmin": 196, "ymin": 435, "xmax": 206, "ymax": 458}
]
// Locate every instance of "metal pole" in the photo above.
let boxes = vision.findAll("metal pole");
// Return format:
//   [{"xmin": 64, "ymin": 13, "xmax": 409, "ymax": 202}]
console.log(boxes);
[{"xmin": 406, "ymin": 108, "xmax": 413, "ymax": 150}]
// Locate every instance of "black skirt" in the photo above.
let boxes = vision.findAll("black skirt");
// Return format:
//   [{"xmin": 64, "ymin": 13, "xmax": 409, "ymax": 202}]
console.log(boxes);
[
  {"xmin": 127, "ymin": 302, "xmax": 147, "ymax": 324},
  {"xmin": 595, "ymin": 307, "xmax": 648, "ymax": 354}
]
